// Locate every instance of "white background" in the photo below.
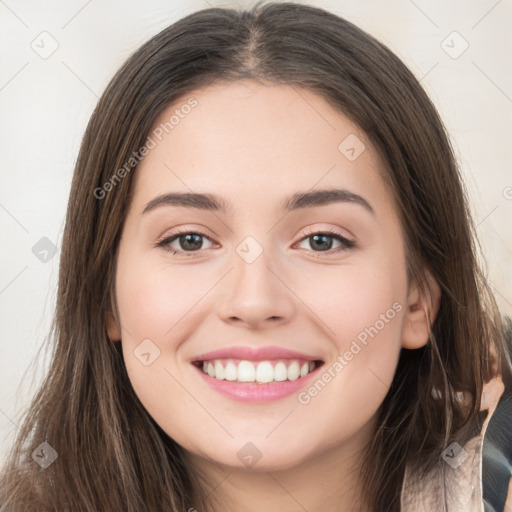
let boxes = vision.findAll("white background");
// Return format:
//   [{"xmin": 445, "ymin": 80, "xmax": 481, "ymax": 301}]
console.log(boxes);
[{"xmin": 1, "ymin": 0, "xmax": 511, "ymax": 463}]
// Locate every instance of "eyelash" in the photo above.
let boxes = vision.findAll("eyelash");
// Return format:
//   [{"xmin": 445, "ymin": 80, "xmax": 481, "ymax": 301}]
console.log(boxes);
[{"xmin": 155, "ymin": 227, "xmax": 355, "ymax": 258}]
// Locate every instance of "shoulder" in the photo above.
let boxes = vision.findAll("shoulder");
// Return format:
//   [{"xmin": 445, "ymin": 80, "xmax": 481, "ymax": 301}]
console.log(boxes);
[{"xmin": 401, "ymin": 375, "xmax": 509, "ymax": 512}]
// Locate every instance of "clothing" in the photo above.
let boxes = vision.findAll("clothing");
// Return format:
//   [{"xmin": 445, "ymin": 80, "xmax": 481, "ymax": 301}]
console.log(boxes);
[{"xmin": 400, "ymin": 375, "xmax": 512, "ymax": 511}]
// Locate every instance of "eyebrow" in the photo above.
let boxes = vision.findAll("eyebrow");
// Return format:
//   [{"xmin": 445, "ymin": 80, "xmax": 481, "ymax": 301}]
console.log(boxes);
[{"xmin": 141, "ymin": 188, "xmax": 375, "ymax": 216}]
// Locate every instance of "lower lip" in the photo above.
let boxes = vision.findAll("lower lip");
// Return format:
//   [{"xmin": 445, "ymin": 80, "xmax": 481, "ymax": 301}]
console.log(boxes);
[{"xmin": 192, "ymin": 362, "xmax": 323, "ymax": 402}]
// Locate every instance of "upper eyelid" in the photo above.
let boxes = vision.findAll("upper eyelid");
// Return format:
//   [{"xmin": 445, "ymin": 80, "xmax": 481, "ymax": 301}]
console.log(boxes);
[{"xmin": 300, "ymin": 225, "xmax": 353, "ymax": 239}]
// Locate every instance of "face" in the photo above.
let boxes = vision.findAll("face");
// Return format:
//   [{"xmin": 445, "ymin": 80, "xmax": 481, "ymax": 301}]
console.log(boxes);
[{"xmin": 108, "ymin": 80, "xmax": 415, "ymax": 472}]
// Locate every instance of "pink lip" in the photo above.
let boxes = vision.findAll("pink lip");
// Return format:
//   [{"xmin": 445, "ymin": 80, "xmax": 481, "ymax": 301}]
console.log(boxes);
[
  {"xmin": 191, "ymin": 362, "xmax": 323, "ymax": 402},
  {"xmin": 190, "ymin": 345, "xmax": 321, "ymax": 363}
]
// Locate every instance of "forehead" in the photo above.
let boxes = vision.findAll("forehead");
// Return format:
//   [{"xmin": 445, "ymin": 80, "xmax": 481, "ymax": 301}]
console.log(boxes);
[{"xmin": 130, "ymin": 80, "xmax": 391, "ymax": 216}]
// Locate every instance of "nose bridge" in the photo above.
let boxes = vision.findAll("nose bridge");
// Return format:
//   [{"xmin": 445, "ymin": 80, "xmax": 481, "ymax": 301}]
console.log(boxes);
[{"xmin": 216, "ymin": 233, "xmax": 295, "ymax": 327}]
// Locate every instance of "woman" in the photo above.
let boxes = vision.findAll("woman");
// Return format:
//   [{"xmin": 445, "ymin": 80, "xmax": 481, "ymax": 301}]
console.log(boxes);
[{"xmin": 1, "ymin": 2, "xmax": 511, "ymax": 510}]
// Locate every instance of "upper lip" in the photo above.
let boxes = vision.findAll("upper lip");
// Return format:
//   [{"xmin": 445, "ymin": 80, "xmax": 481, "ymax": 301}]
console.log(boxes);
[{"xmin": 191, "ymin": 346, "xmax": 323, "ymax": 363}]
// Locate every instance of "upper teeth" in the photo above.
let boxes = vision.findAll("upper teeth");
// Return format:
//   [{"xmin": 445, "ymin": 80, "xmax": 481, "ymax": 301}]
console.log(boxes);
[{"xmin": 201, "ymin": 359, "xmax": 316, "ymax": 383}]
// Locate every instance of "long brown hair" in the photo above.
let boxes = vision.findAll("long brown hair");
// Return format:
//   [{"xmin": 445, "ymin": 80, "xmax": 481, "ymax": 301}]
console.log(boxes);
[{"xmin": 1, "ymin": 2, "xmax": 510, "ymax": 510}]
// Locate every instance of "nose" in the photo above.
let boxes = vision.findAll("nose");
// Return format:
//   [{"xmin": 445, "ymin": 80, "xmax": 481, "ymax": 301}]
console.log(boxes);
[{"xmin": 216, "ymin": 245, "xmax": 296, "ymax": 329}]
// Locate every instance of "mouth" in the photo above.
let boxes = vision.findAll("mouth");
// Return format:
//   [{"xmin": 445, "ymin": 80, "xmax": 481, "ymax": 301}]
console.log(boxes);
[
  {"xmin": 192, "ymin": 358, "xmax": 325, "ymax": 384},
  {"xmin": 189, "ymin": 346, "xmax": 325, "ymax": 401}
]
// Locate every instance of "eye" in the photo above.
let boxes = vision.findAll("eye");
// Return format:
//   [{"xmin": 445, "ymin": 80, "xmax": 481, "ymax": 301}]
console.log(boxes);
[
  {"xmin": 294, "ymin": 227, "xmax": 355, "ymax": 254},
  {"xmin": 155, "ymin": 229, "xmax": 215, "ymax": 257}
]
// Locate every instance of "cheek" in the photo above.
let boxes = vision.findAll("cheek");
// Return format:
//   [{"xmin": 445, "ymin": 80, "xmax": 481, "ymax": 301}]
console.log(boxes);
[
  {"xmin": 114, "ymin": 252, "xmax": 207, "ymax": 430},
  {"xmin": 296, "ymin": 255, "xmax": 406, "ymax": 430},
  {"xmin": 114, "ymin": 251, "xmax": 216, "ymax": 403},
  {"xmin": 115, "ymin": 251, "xmax": 212, "ymax": 343},
  {"xmin": 293, "ymin": 249, "xmax": 406, "ymax": 349}
]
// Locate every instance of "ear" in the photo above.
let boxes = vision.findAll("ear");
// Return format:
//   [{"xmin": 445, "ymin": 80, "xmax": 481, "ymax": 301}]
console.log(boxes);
[
  {"xmin": 107, "ymin": 312, "xmax": 122, "ymax": 342},
  {"xmin": 401, "ymin": 270, "xmax": 441, "ymax": 349}
]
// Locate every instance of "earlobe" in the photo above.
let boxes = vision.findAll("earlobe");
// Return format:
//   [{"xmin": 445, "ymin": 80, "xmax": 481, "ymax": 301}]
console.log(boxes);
[
  {"xmin": 401, "ymin": 270, "xmax": 442, "ymax": 350},
  {"xmin": 107, "ymin": 312, "xmax": 122, "ymax": 342}
]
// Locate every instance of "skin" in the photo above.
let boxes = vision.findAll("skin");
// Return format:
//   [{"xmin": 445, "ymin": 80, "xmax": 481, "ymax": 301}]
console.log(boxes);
[{"xmin": 108, "ymin": 80, "xmax": 441, "ymax": 512}]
